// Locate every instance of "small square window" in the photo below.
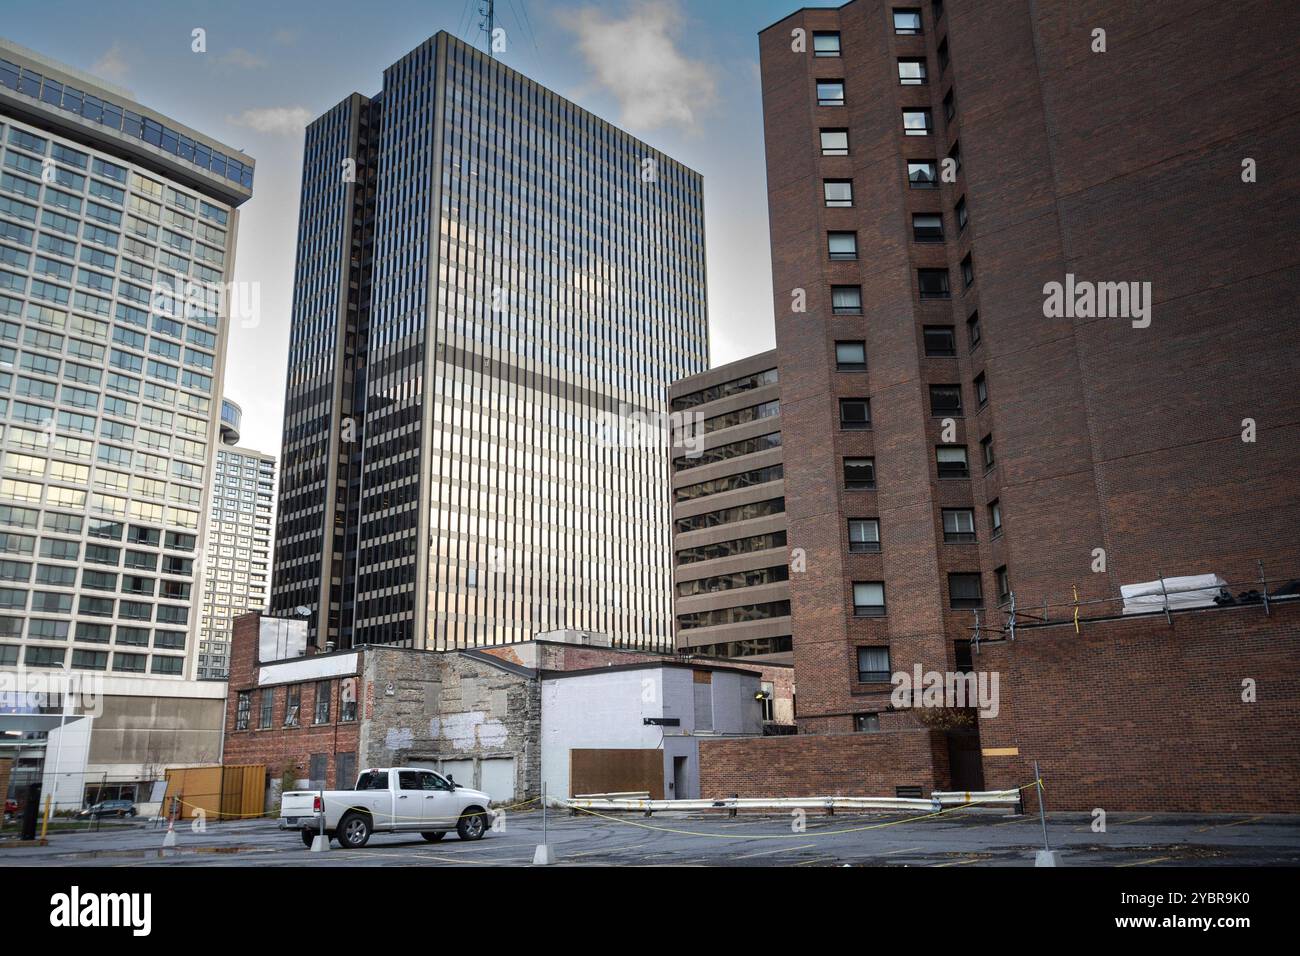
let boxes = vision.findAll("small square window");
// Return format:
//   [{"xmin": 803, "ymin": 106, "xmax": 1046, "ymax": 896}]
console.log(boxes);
[
  {"xmin": 913, "ymin": 213, "xmax": 944, "ymax": 242},
  {"xmin": 854, "ymin": 713, "xmax": 881, "ymax": 733},
  {"xmin": 898, "ymin": 58, "xmax": 927, "ymax": 85},
  {"xmin": 924, "ymin": 326, "xmax": 956, "ymax": 356},
  {"xmin": 836, "ymin": 340, "xmax": 867, "ymax": 371},
  {"xmin": 857, "ymin": 646, "xmax": 890, "ymax": 683},
  {"xmin": 930, "ymin": 384, "xmax": 963, "ymax": 415},
  {"xmin": 948, "ymin": 572, "xmax": 983, "ymax": 609},
  {"xmin": 832, "ymin": 285, "xmax": 863, "ymax": 314},
  {"xmin": 908, "ymin": 160, "xmax": 938, "ymax": 188},
  {"xmin": 918, "ymin": 268, "xmax": 950, "ymax": 298},
  {"xmin": 817, "ymin": 80, "xmax": 846, "ymax": 107},
  {"xmin": 848, "ymin": 518, "xmax": 881, "ymax": 553},
  {"xmin": 820, "ymin": 128, "xmax": 849, "ymax": 156},
  {"xmin": 936, "ymin": 445, "xmax": 969, "ymax": 479},
  {"xmin": 824, "ymin": 179, "xmax": 854, "ymax": 207},
  {"xmin": 828, "ymin": 231, "xmax": 858, "ymax": 260},
  {"xmin": 813, "ymin": 31, "xmax": 842, "ymax": 57},
  {"xmin": 854, "ymin": 584, "xmax": 887, "ymax": 618},
  {"xmin": 903, "ymin": 108, "xmax": 932, "ymax": 135},
  {"xmin": 893, "ymin": 8, "xmax": 923, "ymax": 34},
  {"xmin": 845, "ymin": 457, "xmax": 876, "ymax": 490},
  {"xmin": 942, "ymin": 508, "xmax": 976, "ymax": 543},
  {"xmin": 840, "ymin": 398, "xmax": 871, "ymax": 429}
]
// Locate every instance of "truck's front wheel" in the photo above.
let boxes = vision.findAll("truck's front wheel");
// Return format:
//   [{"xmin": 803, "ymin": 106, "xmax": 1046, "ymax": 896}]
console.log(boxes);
[
  {"xmin": 456, "ymin": 808, "xmax": 488, "ymax": 841},
  {"xmin": 337, "ymin": 812, "xmax": 372, "ymax": 848}
]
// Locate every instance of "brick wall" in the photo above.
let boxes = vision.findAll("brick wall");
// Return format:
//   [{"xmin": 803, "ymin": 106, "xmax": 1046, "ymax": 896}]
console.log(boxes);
[
  {"xmin": 978, "ymin": 602, "xmax": 1300, "ymax": 812},
  {"xmin": 698, "ymin": 729, "xmax": 948, "ymax": 799}
]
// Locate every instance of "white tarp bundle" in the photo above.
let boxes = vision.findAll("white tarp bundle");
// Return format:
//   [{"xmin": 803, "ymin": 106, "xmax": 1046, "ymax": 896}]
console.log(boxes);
[{"xmin": 1120, "ymin": 574, "xmax": 1227, "ymax": 615}]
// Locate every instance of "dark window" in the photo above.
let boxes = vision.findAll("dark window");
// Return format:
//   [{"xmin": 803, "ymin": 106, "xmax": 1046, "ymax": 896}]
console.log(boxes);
[
  {"xmin": 948, "ymin": 140, "xmax": 962, "ymax": 174},
  {"xmin": 313, "ymin": 680, "xmax": 331, "ymax": 724},
  {"xmin": 853, "ymin": 583, "xmax": 887, "ymax": 618},
  {"xmin": 235, "ymin": 692, "xmax": 250, "ymax": 731},
  {"xmin": 813, "ymin": 31, "xmax": 842, "ymax": 56},
  {"xmin": 335, "ymin": 752, "xmax": 356, "ymax": 789},
  {"xmin": 848, "ymin": 518, "xmax": 881, "ymax": 553},
  {"xmin": 930, "ymin": 384, "xmax": 963, "ymax": 415},
  {"xmin": 857, "ymin": 645, "xmax": 890, "ymax": 682},
  {"xmin": 355, "ymin": 771, "xmax": 390, "ymax": 791},
  {"xmin": 828, "ymin": 231, "xmax": 858, "ymax": 260},
  {"xmin": 817, "ymin": 80, "xmax": 846, "ymax": 107},
  {"xmin": 938, "ymin": 38, "xmax": 950, "ymax": 71},
  {"xmin": 908, "ymin": 160, "xmax": 938, "ymax": 188},
  {"xmin": 989, "ymin": 499, "xmax": 1003, "ymax": 536},
  {"xmin": 975, "ymin": 373, "xmax": 988, "ymax": 407},
  {"xmin": 284, "ymin": 685, "xmax": 301, "ymax": 727},
  {"xmin": 943, "ymin": 88, "xmax": 956, "ymax": 122},
  {"xmin": 936, "ymin": 445, "xmax": 969, "ymax": 478},
  {"xmin": 898, "ymin": 58, "xmax": 927, "ymax": 85},
  {"xmin": 820, "ymin": 129, "xmax": 849, "ymax": 156},
  {"xmin": 340, "ymin": 678, "xmax": 358, "ymax": 722},
  {"xmin": 967, "ymin": 311, "xmax": 982, "ymax": 349},
  {"xmin": 832, "ymin": 285, "xmax": 863, "ymax": 314},
  {"xmin": 934, "ymin": 0, "xmax": 945, "ymax": 20},
  {"xmin": 949, "ymin": 572, "xmax": 984, "ymax": 609},
  {"xmin": 997, "ymin": 566, "xmax": 1011, "ymax": 603},
  {"xmin": 840, "ymin": 398, "xmax": 871, "ymax": 429},
  {"xmin": 854, "ymin": 713, "xmax": 881, "ymax": 732},
  {"xmin": 844, "ymin": 457, "xmax": 876, "ymax": 490},
  {"xmin": 918, "ymin": 268, "xmax": 950, "ymax": 298},
  {"xmin": 824, "ymin": 179, "xmax": 854, "ymax": 207},
  {"xmin": 893, "ymin": 8, "xmax": 923, "ymax": 34},
  {"xmin": 962, "ymin": 253, "xmax": 974, "ymax": 288},
  {"xmin": 258, "ymin": 691, "xmax": 273, "ymax": 729},
  {"xmin": 924, "ymin": 326, "xmax": 956, "ymax": 356},
  {"xmin": 956, "ymin": 196, "xmax": 968, "ymax": 232},
  {"xmin": 913, "ymin": 213, "xmax": 944, "ymax": 242},
  {"xmin": 981, "ymin": 434, "xmax": 996, "ymax": 470},
  {"xmin": 836, "ymin": 340, "xmax": 867, "ymax": 371},
  {"xmin": 942, "ymin": 508, "xmax": 976, "ymax": 543},
  {"xmin": 903, "ymin": 108, "xmax": 932, "ymax": 136}
]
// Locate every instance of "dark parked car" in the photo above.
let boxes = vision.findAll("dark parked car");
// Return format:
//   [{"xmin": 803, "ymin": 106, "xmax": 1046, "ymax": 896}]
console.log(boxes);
[{"xmin": 76, "ymin": 799, "xmax": 138, "ymax": 819}]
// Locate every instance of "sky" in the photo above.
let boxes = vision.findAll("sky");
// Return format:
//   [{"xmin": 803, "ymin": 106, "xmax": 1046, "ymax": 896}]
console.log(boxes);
[{"xmin": 1, "ymin": 0, "xmax": 840, "ymax": 456}]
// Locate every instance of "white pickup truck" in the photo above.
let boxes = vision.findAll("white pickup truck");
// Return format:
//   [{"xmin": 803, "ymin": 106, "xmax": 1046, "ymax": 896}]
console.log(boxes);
[{"xmin": 280, "ymin": 768, "xmax": 494, "ymax": 848}]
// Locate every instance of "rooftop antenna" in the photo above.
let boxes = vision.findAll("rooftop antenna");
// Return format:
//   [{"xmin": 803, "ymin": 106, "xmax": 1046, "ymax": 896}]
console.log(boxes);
[{"xmin": 480, "ymin": 0, "xmax": 496, "ymax": 57}]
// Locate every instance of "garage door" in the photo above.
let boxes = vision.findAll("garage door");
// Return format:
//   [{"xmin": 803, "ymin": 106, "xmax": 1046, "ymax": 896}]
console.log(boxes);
[
  {"xmin": 479, "ymin": 757, "xmax": 515, "ymax": 804},
  {"xmin": 440, "ymin": 759, "xmax": 474, "ymax": 790}
]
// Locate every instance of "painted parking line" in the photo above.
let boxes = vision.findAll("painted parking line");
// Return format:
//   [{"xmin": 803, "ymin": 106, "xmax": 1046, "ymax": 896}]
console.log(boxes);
[
  {"xmin": 881, "ymin": 845, "xmax": 922, "ymax": 855},
  {"xmin": 1195, "ymin": 815, "xmax": 1264, "ymax": 833},
  {"xmin": 793, "ymin": 857, "xmax": 838, "ymax": 866},
  {"xmin": 1117, "ymin": 856, "xmax": 1172, "ymax": 868},
  {"xmin": 734, "ymin": 842, "xmax": 818, "ymax": 860},
  {"xmin": 416, "ymin": 852, "xmax": 534, "ymax": 866},
  {"xmin": 931, "ymin": 856, "xmax": 984, "ymax": 867}
]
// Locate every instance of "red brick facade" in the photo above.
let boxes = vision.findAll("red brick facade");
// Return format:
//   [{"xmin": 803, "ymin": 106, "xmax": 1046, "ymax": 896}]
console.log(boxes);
[
  {"xmin": 760, "ymin": 0, "xmax": 1300, "ymax": 739},
  {"xmin": 699, "ymin": 728, "xmax": 949, "ymax": 799},
  {"xmin": 978, "ymin": 602, "xmax": 1300, "ymax": 813}
]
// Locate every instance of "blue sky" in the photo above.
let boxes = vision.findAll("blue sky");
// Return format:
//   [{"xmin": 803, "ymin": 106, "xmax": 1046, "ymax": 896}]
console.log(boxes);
[{"xmin": 2, "ymin": 0, "xmax": 838, "ymax": 455}]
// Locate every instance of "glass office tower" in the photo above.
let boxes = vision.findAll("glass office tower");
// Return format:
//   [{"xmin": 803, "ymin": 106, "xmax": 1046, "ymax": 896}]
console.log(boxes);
[
  {"xmin": 273, "ymin": 33, "xmax": 708, "ymax": 652},
  {"xmin": 0, "ymin": 39, "xmax": 253, "ymax": 683}
]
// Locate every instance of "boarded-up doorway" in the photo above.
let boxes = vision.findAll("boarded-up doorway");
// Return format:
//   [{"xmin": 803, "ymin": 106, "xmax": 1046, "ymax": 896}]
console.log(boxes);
[{"xmin": 570, "ymin": 749, "xmax": 664, "ymax": 799}]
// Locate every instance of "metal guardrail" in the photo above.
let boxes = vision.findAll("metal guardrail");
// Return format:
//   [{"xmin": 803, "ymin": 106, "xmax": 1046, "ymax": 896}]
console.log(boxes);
[{"xmin": 558, "ymin": 789, "xmax": 1022, "ymax": 815}]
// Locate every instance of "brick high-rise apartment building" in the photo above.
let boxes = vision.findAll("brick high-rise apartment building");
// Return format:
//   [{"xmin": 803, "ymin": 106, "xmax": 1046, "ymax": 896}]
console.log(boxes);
[{"xmin": 759, "ymin": 1, "xmax": 1300, "ymax": 733}]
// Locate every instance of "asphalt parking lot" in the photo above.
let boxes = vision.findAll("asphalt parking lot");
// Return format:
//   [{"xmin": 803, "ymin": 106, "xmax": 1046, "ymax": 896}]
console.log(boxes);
[{"xmin": 3, "ymin": 808, "xmax": 1299, "ymax": 867}]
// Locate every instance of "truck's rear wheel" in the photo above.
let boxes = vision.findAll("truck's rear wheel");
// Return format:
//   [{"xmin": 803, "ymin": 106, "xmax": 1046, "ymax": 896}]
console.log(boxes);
[
  {"xmin": 301, "ymin": 829, "xmax": 318, "ymax": 847},
  {"xmin": 337, "ymin": 812, "xmax": 372, "ymax": 848},
  {"xmin": 421, "ymin": 831, "xmax": 446, "ymax": 842},
  {"xmin": 456, "ymin": 808, "xmax": 488, "ymax": 841}
]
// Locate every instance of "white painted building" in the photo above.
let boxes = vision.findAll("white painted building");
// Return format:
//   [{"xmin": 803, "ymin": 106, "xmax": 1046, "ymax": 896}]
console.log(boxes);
[{"xmin": 540, "ymin": 662, "xmax": 763, "ymax": 800}]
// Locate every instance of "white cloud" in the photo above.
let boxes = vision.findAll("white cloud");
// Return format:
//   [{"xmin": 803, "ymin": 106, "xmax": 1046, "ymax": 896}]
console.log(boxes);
[
  {"xmin": 561, "ymin": 0, "xmax": 718, "ymax": 133},
  {"xmin": 91, "ymin": 43, "xmax": 130, "ymax": 84},
  {"xmin": 217, "ymin": 48, "xmax": 268, "ymax": 70},
  {"xmin": 227, "ymin": 107, "xmax": 313, "ymax": 135}
]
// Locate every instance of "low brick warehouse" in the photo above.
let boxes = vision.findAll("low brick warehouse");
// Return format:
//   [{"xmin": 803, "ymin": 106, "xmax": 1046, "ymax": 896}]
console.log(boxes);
[
  {"xmin": 699, "ymin": 728, "xmax": 950, "ymax": 799},
  {"xmin": 977, "ymin": 602, "xmax": 1300, "ymax": 813}
]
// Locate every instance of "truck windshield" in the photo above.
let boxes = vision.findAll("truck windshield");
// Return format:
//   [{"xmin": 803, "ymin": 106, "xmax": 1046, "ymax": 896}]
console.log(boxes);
[{"xmin": 354, "ymin": 771, "xmax": 389, "ymax": 790}]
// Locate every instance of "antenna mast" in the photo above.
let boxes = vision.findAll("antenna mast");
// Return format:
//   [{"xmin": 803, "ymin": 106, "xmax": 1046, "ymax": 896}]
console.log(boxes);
[{"xmin": 481, "ymin": 0, "xmax": 495, "ymax": 57}]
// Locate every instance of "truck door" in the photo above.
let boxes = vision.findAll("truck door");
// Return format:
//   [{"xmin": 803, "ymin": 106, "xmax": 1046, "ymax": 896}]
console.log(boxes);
[
  {"xmin": 418, "ymin": 770, "xmax": 459, "ymax": 829},
  {"xmin": 394, "ymin": 770, "xmax": 423, "ymax": 830}
]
